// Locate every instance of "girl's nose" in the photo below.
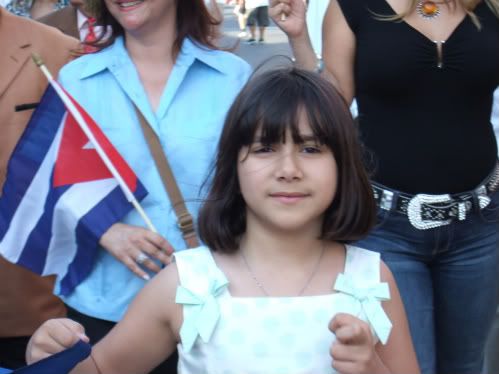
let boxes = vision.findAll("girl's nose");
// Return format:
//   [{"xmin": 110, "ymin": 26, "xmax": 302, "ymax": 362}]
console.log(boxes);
[{"xmin": 275, "ymin": 151, "xmax": 303, "ymax": 181}]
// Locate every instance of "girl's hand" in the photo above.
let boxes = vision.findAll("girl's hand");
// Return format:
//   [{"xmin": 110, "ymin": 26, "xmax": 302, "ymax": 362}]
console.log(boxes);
[
  {"xmin": 329, "ymin": 313, "xmax": 384, "ymax": 374},
  {"xmin": 269, "ymin": 0, "xmax": 308, "ymax": 39},
  {"xmin": 26, "ymin": 319, "xmax": 89, "ymax": 364},
  {"xmin": 99, "ymin": 223, "xmax": 173, "ymax": 280}
]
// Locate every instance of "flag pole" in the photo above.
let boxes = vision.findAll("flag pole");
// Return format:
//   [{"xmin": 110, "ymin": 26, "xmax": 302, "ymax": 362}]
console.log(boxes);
[{"xmin": 32, "ymin": 54, "xmax": 158, "ymax": 233}]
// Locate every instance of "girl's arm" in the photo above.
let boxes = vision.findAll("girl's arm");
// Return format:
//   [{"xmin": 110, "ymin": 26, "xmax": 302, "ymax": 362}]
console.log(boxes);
[
  {"xmin": 27, "ymin": 264, "xmax": 181, "ymax": 374},
  {"xmin": 376, "ymin": 261, "xmax": 420, "ymax": 373},
  {"xmin": 270, "ymin": 0, "xmax": 356, "ymax": 104}
]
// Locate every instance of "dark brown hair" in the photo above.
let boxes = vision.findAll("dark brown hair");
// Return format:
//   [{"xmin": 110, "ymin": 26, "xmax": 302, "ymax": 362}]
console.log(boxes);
[
  {"xmin": 88, "ymin": 0, "xmax": 220, "ymax": 55},
  {"xmin": 198, "ymin": 67, "xmax": 376, "ymax": 253}
]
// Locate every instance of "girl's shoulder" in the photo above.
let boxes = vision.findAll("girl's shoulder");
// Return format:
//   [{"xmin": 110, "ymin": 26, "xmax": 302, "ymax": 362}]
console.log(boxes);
[
  {"xmin": 343, "ymin": 244, "xmax": 383, "ymax": 284},
  {"xmin": 173, "ymin": 247, "xmax": 229, "ymax": 295},
  {"xmin": 173, "ymin": 246, "xmax": 214, "ymax": 272}
]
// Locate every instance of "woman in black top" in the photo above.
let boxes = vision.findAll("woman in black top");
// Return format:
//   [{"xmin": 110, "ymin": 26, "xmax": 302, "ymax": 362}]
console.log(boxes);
[{"xmin": 270, "ymin": 0, "xmax": 499, "ymax": 373}]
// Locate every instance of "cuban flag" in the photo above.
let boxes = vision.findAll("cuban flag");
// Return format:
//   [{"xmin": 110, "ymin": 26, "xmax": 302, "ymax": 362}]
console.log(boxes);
[
  {"xmin": 0, "ymin": 85, "xmax": 147, "ymax": 296},
  {"xmin": 0, "ymin": 340, "xmax": 91, "ymax": 374}
]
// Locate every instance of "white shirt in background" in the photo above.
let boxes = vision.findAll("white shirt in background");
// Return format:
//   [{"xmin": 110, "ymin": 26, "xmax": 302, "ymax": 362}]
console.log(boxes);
[
  {"xmin": 245, "ymin": 0, "xmax": 268, "ymax": 9},
  {"xmin": 306, "ymin": 0, "xmax": 330, "ymax": 57},
  {"xmin": 77, "ymin": 9, "xmax": 107, "ymax": 42}
]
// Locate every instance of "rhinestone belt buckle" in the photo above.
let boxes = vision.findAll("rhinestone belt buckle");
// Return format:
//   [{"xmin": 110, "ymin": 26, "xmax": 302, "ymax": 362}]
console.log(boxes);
[{"xmin": 407, "ymin": 194, "xmax": 453, "ymax": 230}]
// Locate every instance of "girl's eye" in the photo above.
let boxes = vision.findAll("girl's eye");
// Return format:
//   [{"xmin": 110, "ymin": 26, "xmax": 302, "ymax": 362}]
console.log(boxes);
[
  {"xmin": 301, "ymin": 145, "xmax": 322, "ymax": 154},
  {"xmin": 252, "ymin": 145, "xmax": 274, "ymax": 153}
]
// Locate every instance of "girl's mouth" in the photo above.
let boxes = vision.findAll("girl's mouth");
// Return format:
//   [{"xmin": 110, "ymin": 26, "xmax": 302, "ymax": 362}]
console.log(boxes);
[{"xmin": 269, "ymin": 192, "xmax": 309, "ymax": 204}]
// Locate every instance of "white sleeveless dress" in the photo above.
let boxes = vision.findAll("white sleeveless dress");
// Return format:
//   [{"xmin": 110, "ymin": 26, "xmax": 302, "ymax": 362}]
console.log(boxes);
[{"xmin": 173, "ymin": 245, "xmax": 392, "ymax": 374}]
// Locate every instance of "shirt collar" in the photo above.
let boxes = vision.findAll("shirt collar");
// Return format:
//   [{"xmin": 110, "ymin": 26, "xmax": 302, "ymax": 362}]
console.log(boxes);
[
  {"xmin": 76, "ymin": 8, "xmax": 87, "ymax": 32},
  {"xmin": 178, "ymin": 38, "xmax": 228, "ymax": 74},
  {"xmin": 78, "ymin": 36, "xmax": 228, "ymax": 80}
]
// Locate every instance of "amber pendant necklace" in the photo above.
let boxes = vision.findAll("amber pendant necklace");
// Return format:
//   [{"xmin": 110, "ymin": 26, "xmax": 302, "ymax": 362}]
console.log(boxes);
[{"xmin": 416, "ymin": 0, "xmax": 440, "ymax": 19}]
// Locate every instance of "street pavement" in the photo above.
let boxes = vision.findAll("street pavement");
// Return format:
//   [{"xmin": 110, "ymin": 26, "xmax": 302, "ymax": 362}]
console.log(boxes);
[{"xmin": 217, "ymin": 3, "xmax": 293, "ymax": 71}]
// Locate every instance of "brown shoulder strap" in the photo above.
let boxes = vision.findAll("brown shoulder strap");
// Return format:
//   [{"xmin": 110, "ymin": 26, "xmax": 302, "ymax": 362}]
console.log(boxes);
[{"xmin": 133, "ymin": 105, "xmax": 199, "ymax": 248}]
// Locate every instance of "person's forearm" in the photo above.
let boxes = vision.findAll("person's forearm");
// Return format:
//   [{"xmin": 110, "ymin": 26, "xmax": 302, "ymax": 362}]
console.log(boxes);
[
  {"xmin": 70, "ymin": 356, "xmax": 101, "ymax": 374},
  {"xmin": 289, "ymin": 30, "xmax": 318, "ymax": 71},
  {"xmin": 289, "ymin": 32, "xmax": 343, "ymax": 96}
]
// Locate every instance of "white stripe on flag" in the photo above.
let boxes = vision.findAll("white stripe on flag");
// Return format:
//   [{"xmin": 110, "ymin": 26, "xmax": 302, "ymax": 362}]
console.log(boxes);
[
  {"xmin": 43, "ymin": 179, "xmax": 117, "ymax": 276},
  {"xmin": 0, "ymin": 122, "xmax": 64, "ymax": 262}
]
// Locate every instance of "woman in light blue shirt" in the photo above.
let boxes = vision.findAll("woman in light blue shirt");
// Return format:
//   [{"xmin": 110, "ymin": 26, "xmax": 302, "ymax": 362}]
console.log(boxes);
[{"xmin": 55, "ymin": 0, "xmax": 251, "ymax": 373}]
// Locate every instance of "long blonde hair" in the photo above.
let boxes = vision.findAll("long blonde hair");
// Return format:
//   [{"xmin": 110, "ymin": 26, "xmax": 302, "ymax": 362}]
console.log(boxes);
[{"xmin": 378, "ymin": 0, "xmax": 499, "ymax": 27}]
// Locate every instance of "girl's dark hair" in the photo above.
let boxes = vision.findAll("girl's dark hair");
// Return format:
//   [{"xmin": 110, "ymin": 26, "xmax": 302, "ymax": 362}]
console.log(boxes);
[
  {"xmin": 90, "ymin": 0, "xmax": 219, "ymax": 55},
  {"xmin": 198, "ymin": 67, "xmax": 376, "ymax": 253}
]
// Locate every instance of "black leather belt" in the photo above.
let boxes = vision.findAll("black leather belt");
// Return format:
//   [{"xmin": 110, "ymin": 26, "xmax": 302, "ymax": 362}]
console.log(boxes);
[{"xmin": 372, "ymin": 163, "xmax": 499, "ymax": 230}]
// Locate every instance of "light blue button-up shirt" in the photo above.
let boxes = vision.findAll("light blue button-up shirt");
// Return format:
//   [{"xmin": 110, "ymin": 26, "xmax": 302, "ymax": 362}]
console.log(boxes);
[{"xmin": 58, "ymin": 36, "xmax": 251, "ymax": 321}]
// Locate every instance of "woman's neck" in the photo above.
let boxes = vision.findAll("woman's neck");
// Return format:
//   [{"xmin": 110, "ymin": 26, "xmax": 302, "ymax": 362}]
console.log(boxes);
[
  {"xmin": 124, "ymin": 21, "xmax": 176, "ymax": 67},
  {"xmin": 124, "ymin": 18, "xmax": 177, "ymax": 112}
]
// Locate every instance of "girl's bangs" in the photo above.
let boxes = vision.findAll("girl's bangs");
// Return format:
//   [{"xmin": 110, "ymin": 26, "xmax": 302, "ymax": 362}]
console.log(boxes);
[{"xmin": 237, "ymin": 82, "xmax": 332, "ymax": 147}]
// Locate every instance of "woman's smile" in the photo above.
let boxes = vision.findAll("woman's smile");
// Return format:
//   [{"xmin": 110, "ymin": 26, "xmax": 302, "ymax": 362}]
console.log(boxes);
[{"xmin": 116, "ymin": 0, "xmax": 144, "ymax": 11}]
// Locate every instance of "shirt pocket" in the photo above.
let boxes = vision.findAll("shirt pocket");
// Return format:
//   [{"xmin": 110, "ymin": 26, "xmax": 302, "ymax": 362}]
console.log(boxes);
[{"xmin": 165, "ymin": 132, "xmax": 220, "ymax": 192}]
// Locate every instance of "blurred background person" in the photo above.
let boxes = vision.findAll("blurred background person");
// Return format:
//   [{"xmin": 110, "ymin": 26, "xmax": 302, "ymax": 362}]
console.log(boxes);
[
  {"xmin": 6, "ymin": 0, "xmax": 68, "ymax": 19},
  {"xmin": 37, "ymin": 0, "xmax": 98, "ymax": 42},
  {"xmin": 234, "ymin": 0, "xmax": 250, "ymax": 37},
  {"xmin": 245, "ymin": 0, "xmax": 269, "ymax": 43}
]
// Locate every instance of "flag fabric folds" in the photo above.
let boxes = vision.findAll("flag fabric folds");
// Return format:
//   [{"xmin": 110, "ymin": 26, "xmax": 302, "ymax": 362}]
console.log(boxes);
[
  {"xmin": 0, "ymin": 85, "xmax": 147, "ymax": 296},
  {"xmin": 0, "ymin": 340, "xmax": 91, "ymax": 374}
]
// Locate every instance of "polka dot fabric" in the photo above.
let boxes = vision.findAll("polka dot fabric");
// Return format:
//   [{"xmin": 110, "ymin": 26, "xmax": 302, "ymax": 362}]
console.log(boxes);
[{"xmin": 174, "ymin": 246, "xmax": 390, "ymax": 374}]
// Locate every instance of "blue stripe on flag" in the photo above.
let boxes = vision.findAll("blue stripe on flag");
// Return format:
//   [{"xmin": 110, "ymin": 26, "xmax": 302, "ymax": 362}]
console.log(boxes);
[
  {"xmin": 59, "ymin": 181, "xmax": 147, "ymax": 296},
  {"xmin": 17, "ymin": 176, "xmax": 70, "ymax": 273},
  {"xmin": 11, "ymin": 339, "xmax": 90, "ymax": 373},
  {"xmin": 0, "ymin": 86, "xmax": 65, "ymax": 240}
]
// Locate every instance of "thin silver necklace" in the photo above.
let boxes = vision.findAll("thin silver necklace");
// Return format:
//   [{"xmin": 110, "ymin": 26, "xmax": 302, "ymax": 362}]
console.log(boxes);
[{"xmin": 240, "ymin": 243, "xmax": 326, "ymax": 297}]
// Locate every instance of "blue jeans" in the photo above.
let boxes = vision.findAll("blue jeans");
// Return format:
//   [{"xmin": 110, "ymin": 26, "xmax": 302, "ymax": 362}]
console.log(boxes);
[{"xmin": 356, "ymin": 190, "xmax": 499, "ymax": 374}]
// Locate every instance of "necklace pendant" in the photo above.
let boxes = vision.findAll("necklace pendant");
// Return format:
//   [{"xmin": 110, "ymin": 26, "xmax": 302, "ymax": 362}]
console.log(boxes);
[{"xmin": 417, "ymin": 0, "xmax": 440, "ymax": 19}]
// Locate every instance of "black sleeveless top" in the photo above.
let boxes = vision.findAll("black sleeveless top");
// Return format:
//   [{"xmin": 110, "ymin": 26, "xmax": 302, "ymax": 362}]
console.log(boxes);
[{"xmin": 338, "ymin": 0, "xmax": 499, "ymax": 194}]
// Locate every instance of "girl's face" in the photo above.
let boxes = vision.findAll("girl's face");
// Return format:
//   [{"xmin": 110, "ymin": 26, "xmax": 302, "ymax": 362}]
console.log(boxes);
[
  {"xmin": 104, "ymin": 0, "xmax": 175, "ymax": 35},
  {"xmin": 237, "ymin": 111, "xmax": 338, "ymax": 235}
]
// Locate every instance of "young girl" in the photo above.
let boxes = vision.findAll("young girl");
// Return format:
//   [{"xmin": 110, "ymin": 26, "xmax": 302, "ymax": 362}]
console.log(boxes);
[{"xmin": 26, "ymin": 68, "xmax": 420, "ymax": 374}]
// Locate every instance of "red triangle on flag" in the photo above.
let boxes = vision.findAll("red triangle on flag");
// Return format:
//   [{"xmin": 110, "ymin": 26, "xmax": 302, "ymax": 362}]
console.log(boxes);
[{"xmin": 53, "ymin": 94, "xmax": 137, "ymax": 191}]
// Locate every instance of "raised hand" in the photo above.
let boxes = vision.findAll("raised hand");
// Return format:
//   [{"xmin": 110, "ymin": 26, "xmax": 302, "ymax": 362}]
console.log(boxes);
[
  {"xmin": 26, "ymin": 319, "xmax": 88, "ymax": 364},
  {"xmin": 269, "ymin": 0, "xmax": 308, "ymax": 39},
  {"xmin": 329, "ymin": 313, "xmax": 386, "ymax": 374},
  {"xmin": 99, "ymin": 223, "xmax": 174, "ymax": 280}
]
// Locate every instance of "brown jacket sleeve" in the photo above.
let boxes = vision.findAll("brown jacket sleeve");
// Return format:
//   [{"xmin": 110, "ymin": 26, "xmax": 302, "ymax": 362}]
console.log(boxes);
[{"xmin": 0, "ymin": 9, "xmax": 80, "ymax": 337}]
